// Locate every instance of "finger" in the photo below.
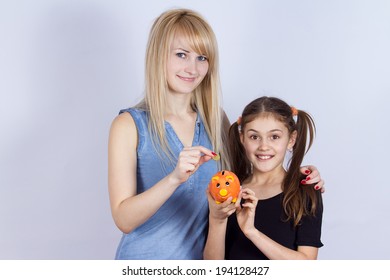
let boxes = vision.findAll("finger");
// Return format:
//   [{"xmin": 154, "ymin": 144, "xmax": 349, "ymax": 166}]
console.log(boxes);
[
  {"xmin": 241, "ymin": 188, "xmax": 256, "ymax": 196},
  {"xmin": 198, "ymin": 154, "xmax": 213, "ymax": 166},
  {"xmin": 241, "ymin": 201, "xmax": 257, "ymax": 210},
  {"xmin": 304, "ymin": 172, "xmax": 321, "ymax": 185},
  {"xmin": 188, "ymin": 145, "xmax": 216, "ymax": 158},
  {"xmin": 234, "ymin": 190, "xmax": 243, "ymax": 208},
  {"xmin": 241, "ymin": 194, "xmax": 258, "ymax": 206},
  {"xmin": 220, "ymin": 196, "xmax": 233, "ymax": 207},
  {"xmin": 300, "ymin": 165, "xmax": 320, "ymax": 179},
  {"xmin": 313, "ymin": 179, "xmax": 325, "ymax": 192},
  {"xmin": 227, "ymin": 208, "xmax": 236, "ymax": 217},
  {"xmin": 300, "ymin": 165, "xmax": 321, "ymax": 184}
]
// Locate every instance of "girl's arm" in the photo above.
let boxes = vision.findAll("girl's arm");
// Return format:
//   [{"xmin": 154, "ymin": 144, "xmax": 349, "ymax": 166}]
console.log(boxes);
[
  {"xmin": 108, "ymin": 113, "xmax": 214, "ymax": 233},
  {"xmin": 244, "ymin": 230, "xmax": 319, "ymax": 260},
  {"xmin": 203, "ymin": 190, "xmax": 236, "ymax": 260},
  {"xmin": 236, "ymin": 188, "xmax": 319, "ymax": 260}
]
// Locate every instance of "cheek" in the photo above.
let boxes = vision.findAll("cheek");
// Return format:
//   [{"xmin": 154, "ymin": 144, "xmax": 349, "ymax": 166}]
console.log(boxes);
[
  {"xmin": 276, "ymin": 142, "xmax": 290, "ymax": 154},
  {"xmin": 199, "ymin": 63, "xmax": 209, "ymax": 77},
  {"xmin": 243, "ymin": 141, "xmax": 256, "ymax": 156}
]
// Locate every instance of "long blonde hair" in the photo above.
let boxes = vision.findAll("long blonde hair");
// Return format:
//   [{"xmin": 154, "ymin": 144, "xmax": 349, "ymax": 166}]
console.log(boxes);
[{"xmin": 136, "ymin": 8, "xmax": 229, "ymax": 168}]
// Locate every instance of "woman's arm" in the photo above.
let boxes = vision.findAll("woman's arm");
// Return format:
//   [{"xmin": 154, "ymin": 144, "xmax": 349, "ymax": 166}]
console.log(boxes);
[
  {"xmin": 108, "ymin": 113, "xmax": 215, "ymax": 233},
  {"xmin": 108, "ymin": 113, "xmax": 180, "ymax": 233}
]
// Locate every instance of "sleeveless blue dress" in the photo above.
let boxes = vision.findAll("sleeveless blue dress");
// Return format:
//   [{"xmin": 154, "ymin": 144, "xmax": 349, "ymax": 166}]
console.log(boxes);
[{"xmin": 115, "ymin": 108, "xmax": 217, "ymax": 259}]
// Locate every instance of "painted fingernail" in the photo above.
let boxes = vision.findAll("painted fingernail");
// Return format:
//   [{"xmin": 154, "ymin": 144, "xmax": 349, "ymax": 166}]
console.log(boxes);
[
  {"xmin": 211, "ymin": 152, "xmax": 217, "ymax": 156},
  {"xmin": 212, "ymin": 153, "xmax": 220, "ymax": 161},
  {"xmin": 315, "ymin": 185, "xmax": 320, "ymax": 190},
  {"xmin": 301, "ymin": 180, "xmax": 307, "ymax": 184},
  {"xmin": 306, "ymin": 177, "xmax": 311, "ymax": 181},
  {"xmin": 305, "ymin": 169, "xmax": 311, "ymax": 174}
]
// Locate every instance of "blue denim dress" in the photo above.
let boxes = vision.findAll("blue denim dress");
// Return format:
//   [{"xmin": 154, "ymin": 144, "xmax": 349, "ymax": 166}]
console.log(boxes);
[{"xmin": 115, "ymin": 108, "xmax": 218, "ymax": 259}]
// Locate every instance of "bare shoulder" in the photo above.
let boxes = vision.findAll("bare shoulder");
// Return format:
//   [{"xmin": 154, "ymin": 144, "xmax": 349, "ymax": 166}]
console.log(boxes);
[
  {"xmin": 110, "ymin": 112, "xmax": 136, "ymax": 134},
  {"xmin": 109, "ymin": 112, "xmax": 137, "ymax": 147}
]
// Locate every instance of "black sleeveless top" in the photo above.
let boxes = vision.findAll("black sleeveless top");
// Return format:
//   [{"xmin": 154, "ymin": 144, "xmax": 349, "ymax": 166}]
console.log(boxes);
[{"xmin": 225, "ymin": 192, "xmax": 323, "ymax": 259}]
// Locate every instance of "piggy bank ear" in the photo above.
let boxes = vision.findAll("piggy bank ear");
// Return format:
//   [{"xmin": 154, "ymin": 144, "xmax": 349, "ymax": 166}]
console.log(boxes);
[
  {"xmin": 226, "ymin": 175, "xmax": 235, "ymax": 183},
  {"xmin": 211, "ymin": 176, "xmax": 220, "ymax": 183}
]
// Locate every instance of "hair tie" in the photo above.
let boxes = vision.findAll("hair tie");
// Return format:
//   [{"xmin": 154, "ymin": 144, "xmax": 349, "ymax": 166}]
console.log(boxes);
[
  {"xmin": 236, "ymin": 116, "xmax": 242, "ymax": 125},
  {"xmin": 291, "ymin": 106, "xmax": 298, "ymax": 116}
]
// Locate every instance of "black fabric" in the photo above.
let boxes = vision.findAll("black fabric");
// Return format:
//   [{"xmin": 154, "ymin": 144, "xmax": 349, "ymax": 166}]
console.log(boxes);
[{"xmin": 225, "ymin": 192, "xmax": 323, "ymax": 260}]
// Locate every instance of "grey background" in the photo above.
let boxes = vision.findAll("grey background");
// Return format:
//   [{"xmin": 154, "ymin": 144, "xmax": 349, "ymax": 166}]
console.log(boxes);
[{"xmin": 1, "ymin": 0, "xmax": 389, "ymax": 259}]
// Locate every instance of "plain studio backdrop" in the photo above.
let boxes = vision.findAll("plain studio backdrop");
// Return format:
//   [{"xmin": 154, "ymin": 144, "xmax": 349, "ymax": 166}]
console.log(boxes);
[{"xmin": 1, "ymin": 0, "xmax": 389, "ymax": 260}]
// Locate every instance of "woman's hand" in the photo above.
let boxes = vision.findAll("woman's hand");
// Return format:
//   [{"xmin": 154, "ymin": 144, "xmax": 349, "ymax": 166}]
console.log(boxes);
[
  {"xmin": 170, "ymin": 146, "xmax": 215, "ymax": 185},
  {"xmin": 300, "ymin": 165, "xmax": 325, "ymax": 193},
  {"xmin": 235, "ymin": 188, "xmax": 258, "ymax": 236}
]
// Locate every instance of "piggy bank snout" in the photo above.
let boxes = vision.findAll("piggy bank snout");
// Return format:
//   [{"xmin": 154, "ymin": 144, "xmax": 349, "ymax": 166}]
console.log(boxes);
[{"xmin": 219, "ymin": 189, "xmax": 228, "ymax": 197}]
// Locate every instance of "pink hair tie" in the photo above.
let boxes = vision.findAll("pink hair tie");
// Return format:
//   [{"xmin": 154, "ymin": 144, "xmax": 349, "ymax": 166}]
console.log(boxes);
[
  {"xmin": 236, "ymin": 116, "xmax": 242, "ymax": 125},
  {"xmin": 291, "ymin": 106, "xmax": 298, "ymax": 116}
]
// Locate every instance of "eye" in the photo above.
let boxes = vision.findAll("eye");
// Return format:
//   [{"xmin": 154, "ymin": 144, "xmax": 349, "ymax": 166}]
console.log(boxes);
[
  {"xmin": 176, "ymin": 52, "xmax": 186, "ymax": 59},
  {"xmin": 271, "ymin": 135, "xmax": 280, "ymax": 140},
  {"xmin": 216, "ymin": 183, "xmax": 220, "ymax": 188},
  {"xmin": 197, "ymin": 55, "xmax": 208, "ymax": 62},
  {"xmin": 249, "ymin": 135, "xmax": 259, "ymax": 140},
  {"xmin": 225, "ymin": 181, "xmax": 230, "ymax": 186}
]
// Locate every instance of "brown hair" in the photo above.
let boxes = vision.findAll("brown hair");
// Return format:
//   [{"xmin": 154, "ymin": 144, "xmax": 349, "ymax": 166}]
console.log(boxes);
[{"xmin": 229, "ymin": 96, "xmax": 320, "ymax": 226}]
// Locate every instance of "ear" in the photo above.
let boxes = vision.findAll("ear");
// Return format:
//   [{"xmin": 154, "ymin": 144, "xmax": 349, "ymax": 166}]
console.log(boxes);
[
  {"xmin": 288, "ymin": 130, "xmax": 297, "ymax": 150},
  {"xmin": 239, "ymin": 131, "xmax": 244, "ymax": 145}
]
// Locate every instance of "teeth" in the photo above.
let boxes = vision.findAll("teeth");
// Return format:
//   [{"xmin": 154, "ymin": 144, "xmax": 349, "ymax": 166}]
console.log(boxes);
[{"xmin": 258, "ymin": 155, "xmax": 271, "ymax": 160}]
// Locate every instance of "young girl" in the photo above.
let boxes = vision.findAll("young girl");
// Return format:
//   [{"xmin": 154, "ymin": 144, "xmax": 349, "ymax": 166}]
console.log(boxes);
[
  {"xmin": 108, "ymin": 9, "xmax": 323, "ymax": 260},
  {"xmin": 204, "ymin": 96, "xmax": 323, "ymax": 260}
]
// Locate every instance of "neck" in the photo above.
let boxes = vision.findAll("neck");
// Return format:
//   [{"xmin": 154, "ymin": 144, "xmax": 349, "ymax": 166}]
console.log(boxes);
[
  {"xmin": 245, "ymin": 167, "xmax": 285, "ymax": 198},
  {"xmin": 165, "ymin": 93, "xmax": 193, "ymax": 116},
  {"xmin": 252, "ymin": 167, "xmax": 285, "ymax": 185}
]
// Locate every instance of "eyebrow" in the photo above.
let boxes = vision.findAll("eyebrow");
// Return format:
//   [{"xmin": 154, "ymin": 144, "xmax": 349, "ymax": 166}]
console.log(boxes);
[
  {"xmin": 247, "ymin": 128, "xmax": 283, "ymax": 133},
  {"xmin": 175, "ymin": 48, "xmax": 190, "ymax": 53}
]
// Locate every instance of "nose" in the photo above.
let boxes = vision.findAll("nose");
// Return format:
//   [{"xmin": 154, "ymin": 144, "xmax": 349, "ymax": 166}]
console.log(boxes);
[
  {"xmin": 184, "ymin": 59, "xmax": 197, "ymax": 75},
  {"xmin": 258, "ymin": 139, "xmax": 270, "ymax": 151},
  {"xmin": 219, "ymin": 189, "xmax": 228, "ymax": 197}
]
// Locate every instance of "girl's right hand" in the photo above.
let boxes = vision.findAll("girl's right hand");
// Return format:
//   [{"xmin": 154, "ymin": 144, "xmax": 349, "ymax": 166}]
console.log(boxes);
[
  {"xmin": 170, "ymin": 146, "xmax": 215, "ymax": 184},
  {"xmin": 206, "ymin": 189, "xmax": 236, "ymax": 222}
]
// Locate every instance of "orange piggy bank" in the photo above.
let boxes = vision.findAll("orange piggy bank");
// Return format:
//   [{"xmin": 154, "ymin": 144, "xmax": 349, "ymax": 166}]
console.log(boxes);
[{"xmin": 208, "ymin": 170, "xmax": 241, "ymax": 204}]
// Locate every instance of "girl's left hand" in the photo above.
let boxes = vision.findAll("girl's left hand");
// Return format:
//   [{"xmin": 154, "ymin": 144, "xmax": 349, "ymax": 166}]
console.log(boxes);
[
  {"xmin": 300, "ymin": 165, "xmax": 325, "ymax": 193},
  {"xmin": 235, "ymin": 188, "xmax": 258, "ymax": 236}
]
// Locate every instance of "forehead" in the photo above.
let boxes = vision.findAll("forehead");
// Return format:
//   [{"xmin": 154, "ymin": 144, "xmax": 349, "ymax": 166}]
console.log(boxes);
[
  {"xmin": 170, "ymin": 30, "xmax": 209, "ymax": 55},
  {"xmin": 170, "ymin": 35, "xmax": 194, "ymax": 50},
  {"xmin": 245, "ymin": 115, "xmax": 288, "ymax": 133}
]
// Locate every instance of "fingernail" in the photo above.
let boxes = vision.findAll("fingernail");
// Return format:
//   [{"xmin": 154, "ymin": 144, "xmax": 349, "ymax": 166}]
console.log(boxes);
[
  {"xmin": 211, "ymin": 152, "xmax": 217, "ymax": 156},
  {"xmin": 315, "ymin": 186, "xmax": 320, "ymax": 190},
  {"xmin": 306, "ymin": 177, "xmax": 311, "ymax": 181},
  {"xmin": 305, "ymin": 170, "xmax": 311, "ymax": 174},
  {"xmin": 301, "ymin": 180, "xmax": 306, "ymax": 185}
]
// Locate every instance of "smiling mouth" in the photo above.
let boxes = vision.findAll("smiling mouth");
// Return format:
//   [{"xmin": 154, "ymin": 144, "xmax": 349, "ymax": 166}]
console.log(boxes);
[
  {"xmin": 256, "ymin": 155, "xmax": 273, "ymax": 160},
  {"xmin": 177, "ymin": 75, "xmax": 196, "ymax": 82}
]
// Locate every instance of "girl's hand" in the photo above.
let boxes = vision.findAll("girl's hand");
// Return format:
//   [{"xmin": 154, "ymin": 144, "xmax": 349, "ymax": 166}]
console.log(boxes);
[
  {"xmin": 206, "ymin": 189, "xmax": 236, "ymax": 222},
  {"xmin": 300, "ymin": 165, "xmax": 325, "ymax": 193},
  {"xmin": 235, "ymin": 188, "xmax": 258, "ymax": 236},
  {"xmin": 170, "ymin": 146, "xmax": 215, "ymax": 184}
]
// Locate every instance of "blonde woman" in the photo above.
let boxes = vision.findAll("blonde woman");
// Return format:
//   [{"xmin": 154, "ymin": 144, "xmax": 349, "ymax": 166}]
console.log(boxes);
[{"xmin": 108, "ymin": 8, "xmax": 324, "ymax": 260}]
